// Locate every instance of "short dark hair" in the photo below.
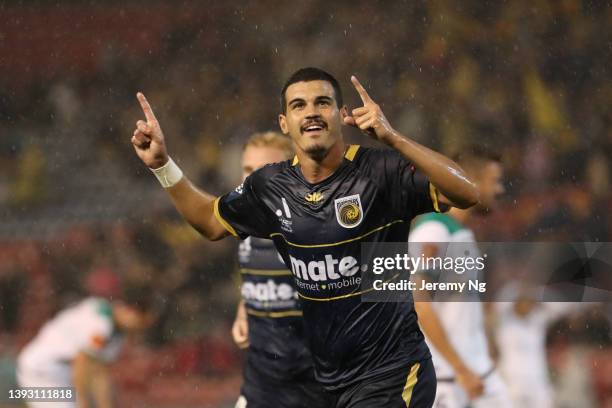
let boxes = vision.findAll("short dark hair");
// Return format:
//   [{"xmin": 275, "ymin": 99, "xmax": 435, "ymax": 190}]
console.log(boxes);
[
  {"xmin": 280, "ymin": 67, "xmax": 343, "ymax": 113},
  {"xmin": 452, "ymin": 145, "xmax": 502, "ymax": 165},
  {"xmin": 122, "ymin": 285, "xmax": 154, "ymax": 313}
]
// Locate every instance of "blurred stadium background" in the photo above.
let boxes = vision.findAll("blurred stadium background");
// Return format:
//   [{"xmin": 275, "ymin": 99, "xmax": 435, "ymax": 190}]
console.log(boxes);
[{"xmin": 0, "ymin": 1, "xmax": 610, "ymax": 407}]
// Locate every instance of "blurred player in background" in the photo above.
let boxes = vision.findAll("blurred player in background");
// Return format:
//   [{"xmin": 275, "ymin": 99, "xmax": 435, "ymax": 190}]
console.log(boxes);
[
  {"xmin": 130, "ymin": 67, "xmax": 479, "ymax": 407},
  {"xmin": 231, "ymin": 131, "xmax": 329, "ymax": 408},
  {"xmin": 409, "ymin": 147, "xmax": 511, "ymax": 408},
  {"xmin": 17, "ymin": 288, "xmax": 154, "ymax": 408},
  {"xmin": 495, "ymin": 286, "xmax": 594, "ymax": 408}
]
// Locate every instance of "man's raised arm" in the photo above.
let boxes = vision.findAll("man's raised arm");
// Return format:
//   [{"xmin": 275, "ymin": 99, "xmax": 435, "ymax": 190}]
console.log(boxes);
[
  {"xmin": 344, "ymin": 76, "xmax": 479, "ymax": 209},
  {"xmin": 131, "ymin": 92, "xmax": 228, "ymax": 241}
]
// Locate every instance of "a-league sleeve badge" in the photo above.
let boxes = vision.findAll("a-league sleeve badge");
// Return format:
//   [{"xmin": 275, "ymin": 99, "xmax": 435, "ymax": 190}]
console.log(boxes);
[{"xmin": 334, "ymin": 194, "xmax": 364, "ymax": 229}]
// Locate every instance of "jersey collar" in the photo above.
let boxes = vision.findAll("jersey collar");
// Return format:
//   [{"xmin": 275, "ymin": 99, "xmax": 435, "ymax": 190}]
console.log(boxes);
[{"xmin": 291, "ymin": 145, "xmax": 360, "ymax": 165}]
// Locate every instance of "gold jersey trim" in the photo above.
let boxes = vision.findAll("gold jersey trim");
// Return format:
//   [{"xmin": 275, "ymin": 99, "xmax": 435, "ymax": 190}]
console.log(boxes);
[
  {"xmin": 270, "ymin": 219, "xmax": 404, "ymax": 248},
  {"xmin": 402, "ymin": 362, "xmax": 421, "ymax": 406},
  {"xmin": 240, "ymin": 268, "xmax": 292, "ymax": 276},
  {"xmin": 291, "ymin": 144, "xmax": 360, "ymax": 165},
  {"xmin": 429, "ymin": 183, "xmax": 441, "ymax": 213},
  {"xmin": 213, "ymin": 197, "xmax": 238, "ymax": 237},
  {"xmin": 246, "ymin": 308, "xmax": 303, "ymax": 318}
]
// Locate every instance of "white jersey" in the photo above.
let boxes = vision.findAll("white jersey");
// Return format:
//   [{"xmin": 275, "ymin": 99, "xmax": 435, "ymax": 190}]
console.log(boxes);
[
  {"xmin": 18, "ymin": 297, "xmax": 123, "ymax": 384},
  {"xmin": 409, "ymin": 213, "xmax": 493, "ymax": 379},
  {"xmin": 496, "ymin": 301, "xmax": 586, "ymax": 408}
]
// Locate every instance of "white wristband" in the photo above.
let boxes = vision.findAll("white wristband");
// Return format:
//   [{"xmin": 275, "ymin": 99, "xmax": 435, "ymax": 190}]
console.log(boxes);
[{"xmin": 150, "ymin": 157, "xmax": 184, "ymax": 188}]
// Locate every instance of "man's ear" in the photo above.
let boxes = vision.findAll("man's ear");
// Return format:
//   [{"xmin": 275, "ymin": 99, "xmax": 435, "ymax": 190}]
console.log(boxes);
[
  {"xmin": 341, "ymin": 105, "xmax": 356, "ymax": 127},
  {"xmin": 278, "ymin": 114, "xmax": 289, "ymax": 135},
  {"xmin": 340, "ymin": 105, "xmax": 349, "ymax": 119}
]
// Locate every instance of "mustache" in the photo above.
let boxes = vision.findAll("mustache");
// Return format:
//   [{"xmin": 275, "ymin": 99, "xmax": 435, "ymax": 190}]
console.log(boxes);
[{"xmin": 301, "ymin": 119, "xmax": 328, "ymax": 131}]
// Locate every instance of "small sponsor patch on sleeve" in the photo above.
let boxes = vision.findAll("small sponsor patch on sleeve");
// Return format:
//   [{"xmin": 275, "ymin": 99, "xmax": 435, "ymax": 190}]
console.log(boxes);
[{"xmin": 90, "ymin": 334, "xmax": 108, "ymax": 349}]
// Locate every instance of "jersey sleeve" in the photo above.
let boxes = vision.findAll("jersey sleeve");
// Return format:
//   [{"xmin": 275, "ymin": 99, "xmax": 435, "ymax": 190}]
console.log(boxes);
[
  {"xmin": 81, "ymin": 317, "xmax": 113, "ymax": 360},
  {"xmin": 214, "ymin": 170, "xmax": 272, "ymax": 239},
  {"xmin": 408, "ymin": 220, "xmax": 451, "ymax": 278},
  {"xmin": 379, "ymin": 149, "xmax": 445, "ymax": 219},
  {"xmin": 409, "ymin": 220, "xmax": 452, "ymax": 243}
]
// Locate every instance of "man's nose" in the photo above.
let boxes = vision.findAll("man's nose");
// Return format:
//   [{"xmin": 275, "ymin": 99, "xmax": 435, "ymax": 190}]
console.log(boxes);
[{"xmin": 304, "ymin": 103, "xmax": 321, "ymax": 118}]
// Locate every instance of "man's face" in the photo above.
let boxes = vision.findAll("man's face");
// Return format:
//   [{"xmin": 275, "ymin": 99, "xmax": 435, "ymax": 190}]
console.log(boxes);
[
  {"xmin": 242, "ymin": 145, "xmax": 289, "ymax": 180},
  {"xmin": 475, "ymin": 161, "xmax": 505, "ymax": 213},
  {"xmin": 278, "ymin": 80, "xmax": 347, "ymax": 161},
  {"xmin": 115, "ymin": 305, "xmax": 154, "ymax": 332}
]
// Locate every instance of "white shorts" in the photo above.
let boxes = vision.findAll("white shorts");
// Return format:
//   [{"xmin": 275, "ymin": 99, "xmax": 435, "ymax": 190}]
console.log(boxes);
[
  {"xmin": 507, "ymin": 382, "xmax": 553, "ymax": 408},
  {"xmin": 16, "ymin": 366, "xmax": 75, "ymax": 408},
  {"xmin": 434, "ymin": 369, "xmax": 512, "ymax": 408}
]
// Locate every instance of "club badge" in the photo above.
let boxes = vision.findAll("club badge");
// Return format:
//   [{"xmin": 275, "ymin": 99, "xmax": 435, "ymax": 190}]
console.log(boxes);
[{"xmin": 334, "ymin": 194, "xmax": 363, "ymax": 229}]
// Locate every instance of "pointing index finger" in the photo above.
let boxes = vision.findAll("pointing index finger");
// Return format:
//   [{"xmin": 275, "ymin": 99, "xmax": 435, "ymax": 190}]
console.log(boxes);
[
  {"xmin": 137, "ymin": 92, "xmax": 158, "ymax": 123},
  {"xmin": 351, "ymin": 75, "xmax": 373, "ymax": 104}
]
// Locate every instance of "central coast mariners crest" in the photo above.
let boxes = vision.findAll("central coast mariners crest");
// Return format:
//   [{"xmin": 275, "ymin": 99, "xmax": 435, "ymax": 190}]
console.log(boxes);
[{"xmin": 334, "ymin": 194, "xmax": 363, "ymax": 229}]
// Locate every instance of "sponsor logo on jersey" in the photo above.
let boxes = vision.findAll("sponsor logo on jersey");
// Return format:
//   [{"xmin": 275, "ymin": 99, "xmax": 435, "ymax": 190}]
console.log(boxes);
[
  {"xmin": 289, "ymin": 254, "xmax": 360, "ymax": 280},
  {"xmin": 289, "ymin": 254, "xmax": 364, "ymax": 292},
  {"xmin": 334, "ymin": 194, "xmax": 363, "ymax": 228},
  {"xmin": 241, "ymin": 280, "xmax": 298, "ymax": 302},
  {"xmin": 275, "ymin": 197, "xmax": 293, "ymax": 232}
]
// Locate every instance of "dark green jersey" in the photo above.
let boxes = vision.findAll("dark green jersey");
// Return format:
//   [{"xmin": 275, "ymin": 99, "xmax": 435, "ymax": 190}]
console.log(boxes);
[{"xmin": 216, "ymin": 145, "xmax": 441, "ymax": 390}]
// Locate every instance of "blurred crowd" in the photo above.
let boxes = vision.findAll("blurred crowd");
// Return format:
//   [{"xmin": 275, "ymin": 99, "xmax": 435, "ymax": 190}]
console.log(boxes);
[{"xmin": 1, "ymin": 0, "xmax": 611, "ymax": 406}]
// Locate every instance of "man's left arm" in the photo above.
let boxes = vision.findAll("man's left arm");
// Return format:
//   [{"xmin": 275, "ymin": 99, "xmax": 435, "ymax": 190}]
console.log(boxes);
[{"xmin": 345, "ymin": 76, "xmax": 479, "ymax": 209}]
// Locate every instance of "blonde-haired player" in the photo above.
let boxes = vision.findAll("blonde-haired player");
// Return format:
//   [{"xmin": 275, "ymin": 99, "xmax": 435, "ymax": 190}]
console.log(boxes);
[{"xmin": 232, "ymin": 131, "xmax": 330, "ymax": 408}]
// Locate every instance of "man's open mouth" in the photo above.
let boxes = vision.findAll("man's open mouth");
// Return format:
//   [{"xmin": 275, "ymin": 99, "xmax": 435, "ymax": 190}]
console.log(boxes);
[{"xmin": 301, "ymin": 122, "xmax": 327, "ymax": 133}]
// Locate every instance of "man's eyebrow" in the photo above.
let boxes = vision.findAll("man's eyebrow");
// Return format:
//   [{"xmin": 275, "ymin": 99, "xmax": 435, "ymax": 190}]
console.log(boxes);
[
  {"xmin": 289, "ymin": 95, "xmax": 333, "ymax": 105},
  {"xmin": 288, "ymin": 97, "xmax": 305, "ymax": 106}
]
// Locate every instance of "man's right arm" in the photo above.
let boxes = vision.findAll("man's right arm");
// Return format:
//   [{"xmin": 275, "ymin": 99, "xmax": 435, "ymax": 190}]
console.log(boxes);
[
  {"xmin": 410, "ymin": 222, "xmax": 483, "ymax": 399},
  {"xmin": 130, "ymin": 92, "xmax": 228, "ymax": 241},
  {"xmin": 414, "ymin": 294, "xmax": 484, "ymax": 400},
  {"xmin": 165, "ymin": 178, "xmax": 228, "ymax": 240}
]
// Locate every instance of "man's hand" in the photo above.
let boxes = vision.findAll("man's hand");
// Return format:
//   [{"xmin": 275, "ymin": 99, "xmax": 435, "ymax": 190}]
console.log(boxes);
[
  {"xmin": 231, "ymin": 315, "xmax": 249, "ymax": 349},
  {"xmin": 131, "ymin": 92, "xmax": 169, "ymax": 169},
  {"xmin": 455, "ymin": 366, "xmax": 485, "ymax": 400},
  {"xmin": 232, "ymin": 300, "xmax": 249, "ymax": 349},
  {"xmin": 343, "ymin": 76, "xmax": 397, "ymax": 144}
]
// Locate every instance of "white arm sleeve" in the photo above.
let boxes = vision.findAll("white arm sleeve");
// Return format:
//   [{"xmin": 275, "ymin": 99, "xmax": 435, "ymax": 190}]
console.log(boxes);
[
  {"xmin": 408, "ymin": 221, "xmax": 451, "ymax": 274},
  {"xmin": 409, "ymin": 221, "xmax": 451, "ymax": 244}
]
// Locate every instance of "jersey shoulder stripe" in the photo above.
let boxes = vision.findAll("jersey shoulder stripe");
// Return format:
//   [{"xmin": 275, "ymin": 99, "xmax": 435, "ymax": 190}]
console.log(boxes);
[{"xmin": 214, "ymin": 197, "xmax": 238, "ymax": 237}]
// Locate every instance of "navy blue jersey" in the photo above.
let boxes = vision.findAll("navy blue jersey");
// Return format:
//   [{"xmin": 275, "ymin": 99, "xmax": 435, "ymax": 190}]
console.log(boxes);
[
  {"xmin": 216, "ymin": 145, "xmax": 441, "ymax": 390},
  {"xmin": 238, "ymin": 236, "xmax": 313, "ymax": 379}
]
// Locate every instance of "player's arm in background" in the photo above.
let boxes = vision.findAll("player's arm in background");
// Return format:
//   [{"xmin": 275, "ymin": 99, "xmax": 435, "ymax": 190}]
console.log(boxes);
[
  {"xmin": 130, "ymin": 93, "xmax": 228, "ymax": 241},
  {"xmin": 410, "ymin": 222, "xmax": 484, "ymax": 400},
  {"xmin": 483, "ymin": 302, "xmax": 501, "ymax": 361},
  {"xmin": 344, "ymin": 76, "xmax": 479, "ymax": 209},
  {"xmin": 414, "ymin": 277, "xmax": 485, "ymax": 400},
  {"xmin": 73, "ymin": 352, "xmax": 113, "ymax": 408},
  {"xmin": 232, "ymin": 299, "xmax": 250, "ymax": 349}
]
